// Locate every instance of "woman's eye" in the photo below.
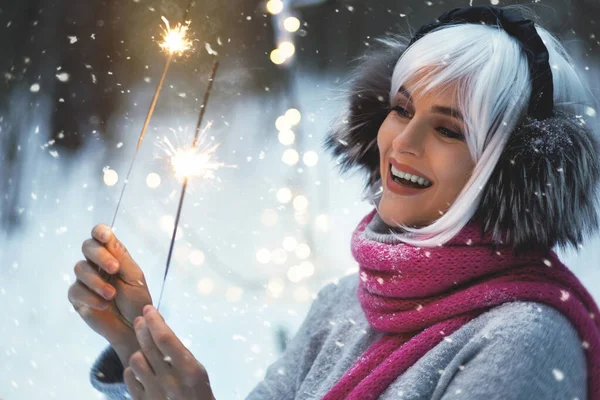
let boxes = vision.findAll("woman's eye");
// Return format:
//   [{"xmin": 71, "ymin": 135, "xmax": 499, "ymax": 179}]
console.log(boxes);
[
  {"xmin": 391, "ymin": 105, "xmax": 412, "ymax": 118},
  {"xmin": 438, "ymin": 128, "xmax": 465, "ymax": 141},
  {"xmin": 391, "ymin": 105, "xmax": 465, "ymax": 141}
]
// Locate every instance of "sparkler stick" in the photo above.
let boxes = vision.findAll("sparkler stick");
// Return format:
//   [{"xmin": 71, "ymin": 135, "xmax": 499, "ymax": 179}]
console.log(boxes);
[
  {"xmin": 156, "ymin": 59, "xmax": 220, "ymax": 310},
  {"xmin": 99, "ymin": 16, "xmax": 193, "ymax": 330},
  {"xmin": 110, "ymin": 17, "xmax": 192, "ymax": 229}
]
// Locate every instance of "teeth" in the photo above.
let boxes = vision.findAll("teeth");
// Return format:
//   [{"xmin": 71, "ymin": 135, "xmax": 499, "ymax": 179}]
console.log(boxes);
[{"xmin": 391, "ymin": 165, "xmax": 431, "ymax": 186}]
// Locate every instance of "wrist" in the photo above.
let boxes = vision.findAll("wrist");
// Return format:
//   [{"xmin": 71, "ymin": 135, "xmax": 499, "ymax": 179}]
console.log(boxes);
[{"xmin": 111, "ymin": 338, "xmax": 140, "ymax": 368}]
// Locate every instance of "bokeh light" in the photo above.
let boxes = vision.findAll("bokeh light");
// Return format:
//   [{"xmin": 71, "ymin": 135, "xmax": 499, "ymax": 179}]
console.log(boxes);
[
  {"xmin": 295, "ymin": 243, "xmax": 311, "ymax": 259},
  {"xmin": 270, "ymin": 48, "xmax": 286, "ymax": 64},
  {"xmin": 287, "ymin": 265, "xmax": 304, "ymax": 283},
  {"xmin": 279, "ymin": 41, "xmax": 295, "ymax": 58},
  {"xmin": 146, "ymin": 172, "xmax": 161, "ymax": 188},
  {"xmin": 282, "ymin": 149, "xmax": 299, "ymax": 165},
  {"xmin": 267, "ymin": 278, "xmax": 285, "ymax": 297},
  {"xmin": 103, "ymin": 168, "xmax": 118, "ymax": 186},
  {"xmin": 266, "ymin": 0, "xmax": 284, "ymax": 15},
  {"xmin": 271, "ymin": 248, "xmax": 288, "ymax": 264},
  {"xmin": 285, "ymin": 108, "xmax": 301, "ymax": 125},
  {"xmin": 196, "ymin": 278, "xmax": 214, "ymax": 295},
  {"xmin": 256, "ymin": 248, "xmax": 272, "ymax": 264},
  {"xmin": 275, "ymin": 115, "xmax": 292, "ymax": 132},
  {"xmin": 299, "ymin": 261, "xmax": 315, "ymax": 277},
  {"xmin": 282, "ymin": 236, "xmax": 297, "ymax": 251},
  {"xmin": 189, "ymin": 250, "xmax": 205, "ymax": 266},
  {"xmin": 278, "ymin": 130, "xmax": 296, "ymax": 146},
  {"xmin": 293, "ymin": 195, "xmax": 308, "ymax": 211},
  {"xmin": 294, "ymin": 286, "xmax": 311, "ymax": 302},
  {"xmin": 302, "ymin": 151, "xmax": 318, "ymax": 166},
  {"xmin": 277, "ymin": 187, "xmax": 293, "ymax": 203},
  {"xmin": 283, "ymin": 17, "xmax": 301, "ymax": 32}
]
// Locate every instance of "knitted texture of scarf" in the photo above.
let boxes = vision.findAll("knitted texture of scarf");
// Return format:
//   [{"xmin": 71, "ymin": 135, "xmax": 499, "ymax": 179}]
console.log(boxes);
[{"xmin": 322, "ymin": 209, "xmax": 600, "ymax": 400}]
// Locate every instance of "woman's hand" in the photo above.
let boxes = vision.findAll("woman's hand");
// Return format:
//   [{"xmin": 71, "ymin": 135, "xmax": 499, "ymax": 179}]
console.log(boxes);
[
  {"xmin": 68, "ymin": 224, "xmax": 153, "ymax": 365},
  {"xmin": 125, "ymin": 305, "xmax": 216, "ymax": 400}
]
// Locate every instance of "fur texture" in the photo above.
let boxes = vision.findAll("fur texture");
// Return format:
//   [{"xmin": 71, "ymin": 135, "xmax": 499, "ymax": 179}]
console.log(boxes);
[
  {"xmin": 323, "ymin": 40, "xmax": 600, "ymax": 252},
  {"xmin": 323, "ymin": 39, "xmax": 407, "ymax": 194},
  {"xmin": 474, "ymin": 111, "xmax": 600, "ymax": 254}
]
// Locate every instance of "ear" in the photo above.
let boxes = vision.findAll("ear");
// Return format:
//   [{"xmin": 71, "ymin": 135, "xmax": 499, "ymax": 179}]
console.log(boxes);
[
  {"xmin": 322, "ymin": 38, "xmax": 408, "ymax": 194},
  {"xmin": 475, "ymin": 110, "xmax": 600, "ymax": 253}
]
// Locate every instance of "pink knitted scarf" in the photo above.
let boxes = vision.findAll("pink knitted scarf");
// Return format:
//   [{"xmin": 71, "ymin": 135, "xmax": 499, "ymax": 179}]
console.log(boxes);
[{"xmin": 322, "ymin": 209, "xmax": 600, "ymax": 400}]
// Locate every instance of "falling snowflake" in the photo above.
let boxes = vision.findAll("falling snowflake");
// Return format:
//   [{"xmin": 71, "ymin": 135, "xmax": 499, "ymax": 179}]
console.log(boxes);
[
  {"xmin": 205, "ymin": 43, "xmax": 218, "ymax": 55},
  {"xmin": 552, "ymin": 369, "xmax": 564, "ymax": 381},
  {"xmin": 56, "ymin": 72, "xmax": 70, "ymax": 82}
]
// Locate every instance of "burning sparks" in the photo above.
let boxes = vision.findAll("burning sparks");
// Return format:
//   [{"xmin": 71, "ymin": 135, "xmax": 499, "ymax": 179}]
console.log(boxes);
[
  {"xmin": 158, "ymin": 123, "xmax": 229, "ymax": 182},
  {"xmin": 159, "ymin": 16, "xmax": 193, "ymax": 55},
  {"xmin": 170, "ymin": 144, "xmax": 222, "ymax": 180}
]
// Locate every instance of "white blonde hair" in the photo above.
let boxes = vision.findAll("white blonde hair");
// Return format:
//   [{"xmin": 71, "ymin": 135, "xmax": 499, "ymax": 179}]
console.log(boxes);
[{"xmin": 383, "ymin": 5, "xmax": 597, "ymax": 247}]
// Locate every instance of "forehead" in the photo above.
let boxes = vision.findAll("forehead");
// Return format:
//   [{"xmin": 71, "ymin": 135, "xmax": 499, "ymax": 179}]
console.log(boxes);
[{"xmin": 397, "ymin": 80, "xmax": 460, "ymax": 104}]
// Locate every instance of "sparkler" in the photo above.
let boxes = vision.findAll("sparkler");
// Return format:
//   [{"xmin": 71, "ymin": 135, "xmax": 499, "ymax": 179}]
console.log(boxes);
[
  {"xmin": 156, "ymin": 59, "xmax": 221, "ymax": 310},
  {"xmin": 110, "ymin": 16, "xmax": 193, "ymax": 229},
  {"xmin": 100, "ymin": 16, "xmax": 193, "ymax": 330}
]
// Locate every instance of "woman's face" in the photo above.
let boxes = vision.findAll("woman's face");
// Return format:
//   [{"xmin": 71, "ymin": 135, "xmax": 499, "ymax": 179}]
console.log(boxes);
[{"xmin": 377, "ymin": 82, "xmax": 476, "ymax": 228}]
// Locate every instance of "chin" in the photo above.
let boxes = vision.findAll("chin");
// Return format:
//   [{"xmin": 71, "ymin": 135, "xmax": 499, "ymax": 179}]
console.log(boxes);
[
  {"xmin": 378, "ymin": 195, "xmax": 431, "ymax": 228},
  {"xmin": 378, "ymin": 197, "xmax": 409, "ymax": 226}
]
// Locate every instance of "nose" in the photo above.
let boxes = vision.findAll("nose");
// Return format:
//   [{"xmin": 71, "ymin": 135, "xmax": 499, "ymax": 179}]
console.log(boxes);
[{"xmin": 391, "ymin": 117, "xmax": 427, "ymax": 156}]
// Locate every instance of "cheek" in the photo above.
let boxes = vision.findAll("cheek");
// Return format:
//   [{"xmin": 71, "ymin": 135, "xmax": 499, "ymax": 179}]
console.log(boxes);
[
  {"xmin": 377, "ymin": 115, "xmax": 395, "ymax": 152},
  {"xmin": 436, "ymin": 154, "xmax": 474, "ymax": 195}
]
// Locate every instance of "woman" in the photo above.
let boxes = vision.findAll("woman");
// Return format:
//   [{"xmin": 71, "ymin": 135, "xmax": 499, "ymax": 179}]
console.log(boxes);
[{"xmin": 68, "ymin": 5, "xmax": 600, "ymax": 399}]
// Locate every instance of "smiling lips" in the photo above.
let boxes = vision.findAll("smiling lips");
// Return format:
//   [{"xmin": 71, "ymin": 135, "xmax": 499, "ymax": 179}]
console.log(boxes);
[{"xmin": 389, "ymin": 159, "xmax": 434, "ymax": 186}]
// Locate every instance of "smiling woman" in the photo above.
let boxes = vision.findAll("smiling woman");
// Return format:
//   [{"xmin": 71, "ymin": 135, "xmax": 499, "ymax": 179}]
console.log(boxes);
[
  {"xmin": 377, "ymin": 80, "xmax": 475, "ymax": 229},
  {"xmin": 78, "ymin": 4, "xmax": 600, "ymax": 400}
]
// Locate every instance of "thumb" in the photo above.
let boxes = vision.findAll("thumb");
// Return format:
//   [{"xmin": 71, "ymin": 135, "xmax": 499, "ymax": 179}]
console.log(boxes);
[{"xmin": 91, "ymin": 224, "xmax": 145, "ymax": 284}]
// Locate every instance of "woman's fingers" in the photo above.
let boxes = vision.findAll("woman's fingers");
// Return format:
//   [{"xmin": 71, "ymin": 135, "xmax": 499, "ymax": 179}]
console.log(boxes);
[
  {"xmin": 129, "ymin": 351, "xmax": 161, "ymax": 395},
  {"xmin": 134, "ymin": 316, "xmax": 170, "ymax": 376},
  {"xmin": 143, "ymin": 306, "xmax": 194, "ymax": 372},
  {"xmin": 124, "ymin": 367, "xmax": 145, "ymax": 400},
  {"xmin": 81, "ymin": 237, "xmax": 119, "ymax": 275},
  {"xmin": 73, "ymin": 260, "xmax": 116, "ymax": 301},
  {"xmin": 90, "ymin": 224, "xmax": 144, "ymax": 283},
  {"xmin": 67, "ymin": 281, "xmax": 110, "ymax": 311}
]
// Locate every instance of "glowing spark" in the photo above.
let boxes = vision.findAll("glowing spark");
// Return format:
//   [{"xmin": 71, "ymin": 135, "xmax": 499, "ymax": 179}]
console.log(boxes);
[
  {"xmin": 159, "ymin": 16, "xmax": 193, "ymax": 55},
  {"xmin": 158, "ymin": 122, "xmax": 227, "ymax": 181},
  {"xmin": 170, "ymin": 143, "xmax": 222, "ymax": 180}
]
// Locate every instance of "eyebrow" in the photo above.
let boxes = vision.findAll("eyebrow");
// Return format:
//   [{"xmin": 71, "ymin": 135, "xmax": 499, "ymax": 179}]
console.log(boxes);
[{"xmin": 397, "ymin": 85, "xmax": 464, "ymax": 122}]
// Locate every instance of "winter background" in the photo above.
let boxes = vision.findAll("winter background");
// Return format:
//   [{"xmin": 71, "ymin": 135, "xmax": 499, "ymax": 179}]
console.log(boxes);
[{"xmin": 1, "ymin": 0, "xmax": 599, "ymax": 399}]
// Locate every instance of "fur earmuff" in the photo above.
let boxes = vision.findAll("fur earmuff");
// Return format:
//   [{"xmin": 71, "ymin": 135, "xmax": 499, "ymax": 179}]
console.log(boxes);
[
  {"xmin": 323, "ymin": 39, "xmax": 407, "ymax": 193},
  {"xmin": 474, "ymin": 111, "xmax": 600, "ymax": 253}
]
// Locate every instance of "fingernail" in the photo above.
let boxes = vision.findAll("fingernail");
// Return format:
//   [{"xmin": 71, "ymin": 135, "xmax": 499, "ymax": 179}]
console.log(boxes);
[
  {"xmin": 134, "ymin": 316, "xmax": 142, "ymax": 326},
  {"xmin": 103, "ymin": 287, "xmax": 116, "ymax": 299},
  {"xmin": 101, "ymin": 228, "xmax": 111, "ymax": 242},
  {"xmin": 107, "ymin": 260, "xmax": 118, "ymax": 274},
  {"xmin": 143, "ymin": 305, "xmax": 154, "ymax": 315}
]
